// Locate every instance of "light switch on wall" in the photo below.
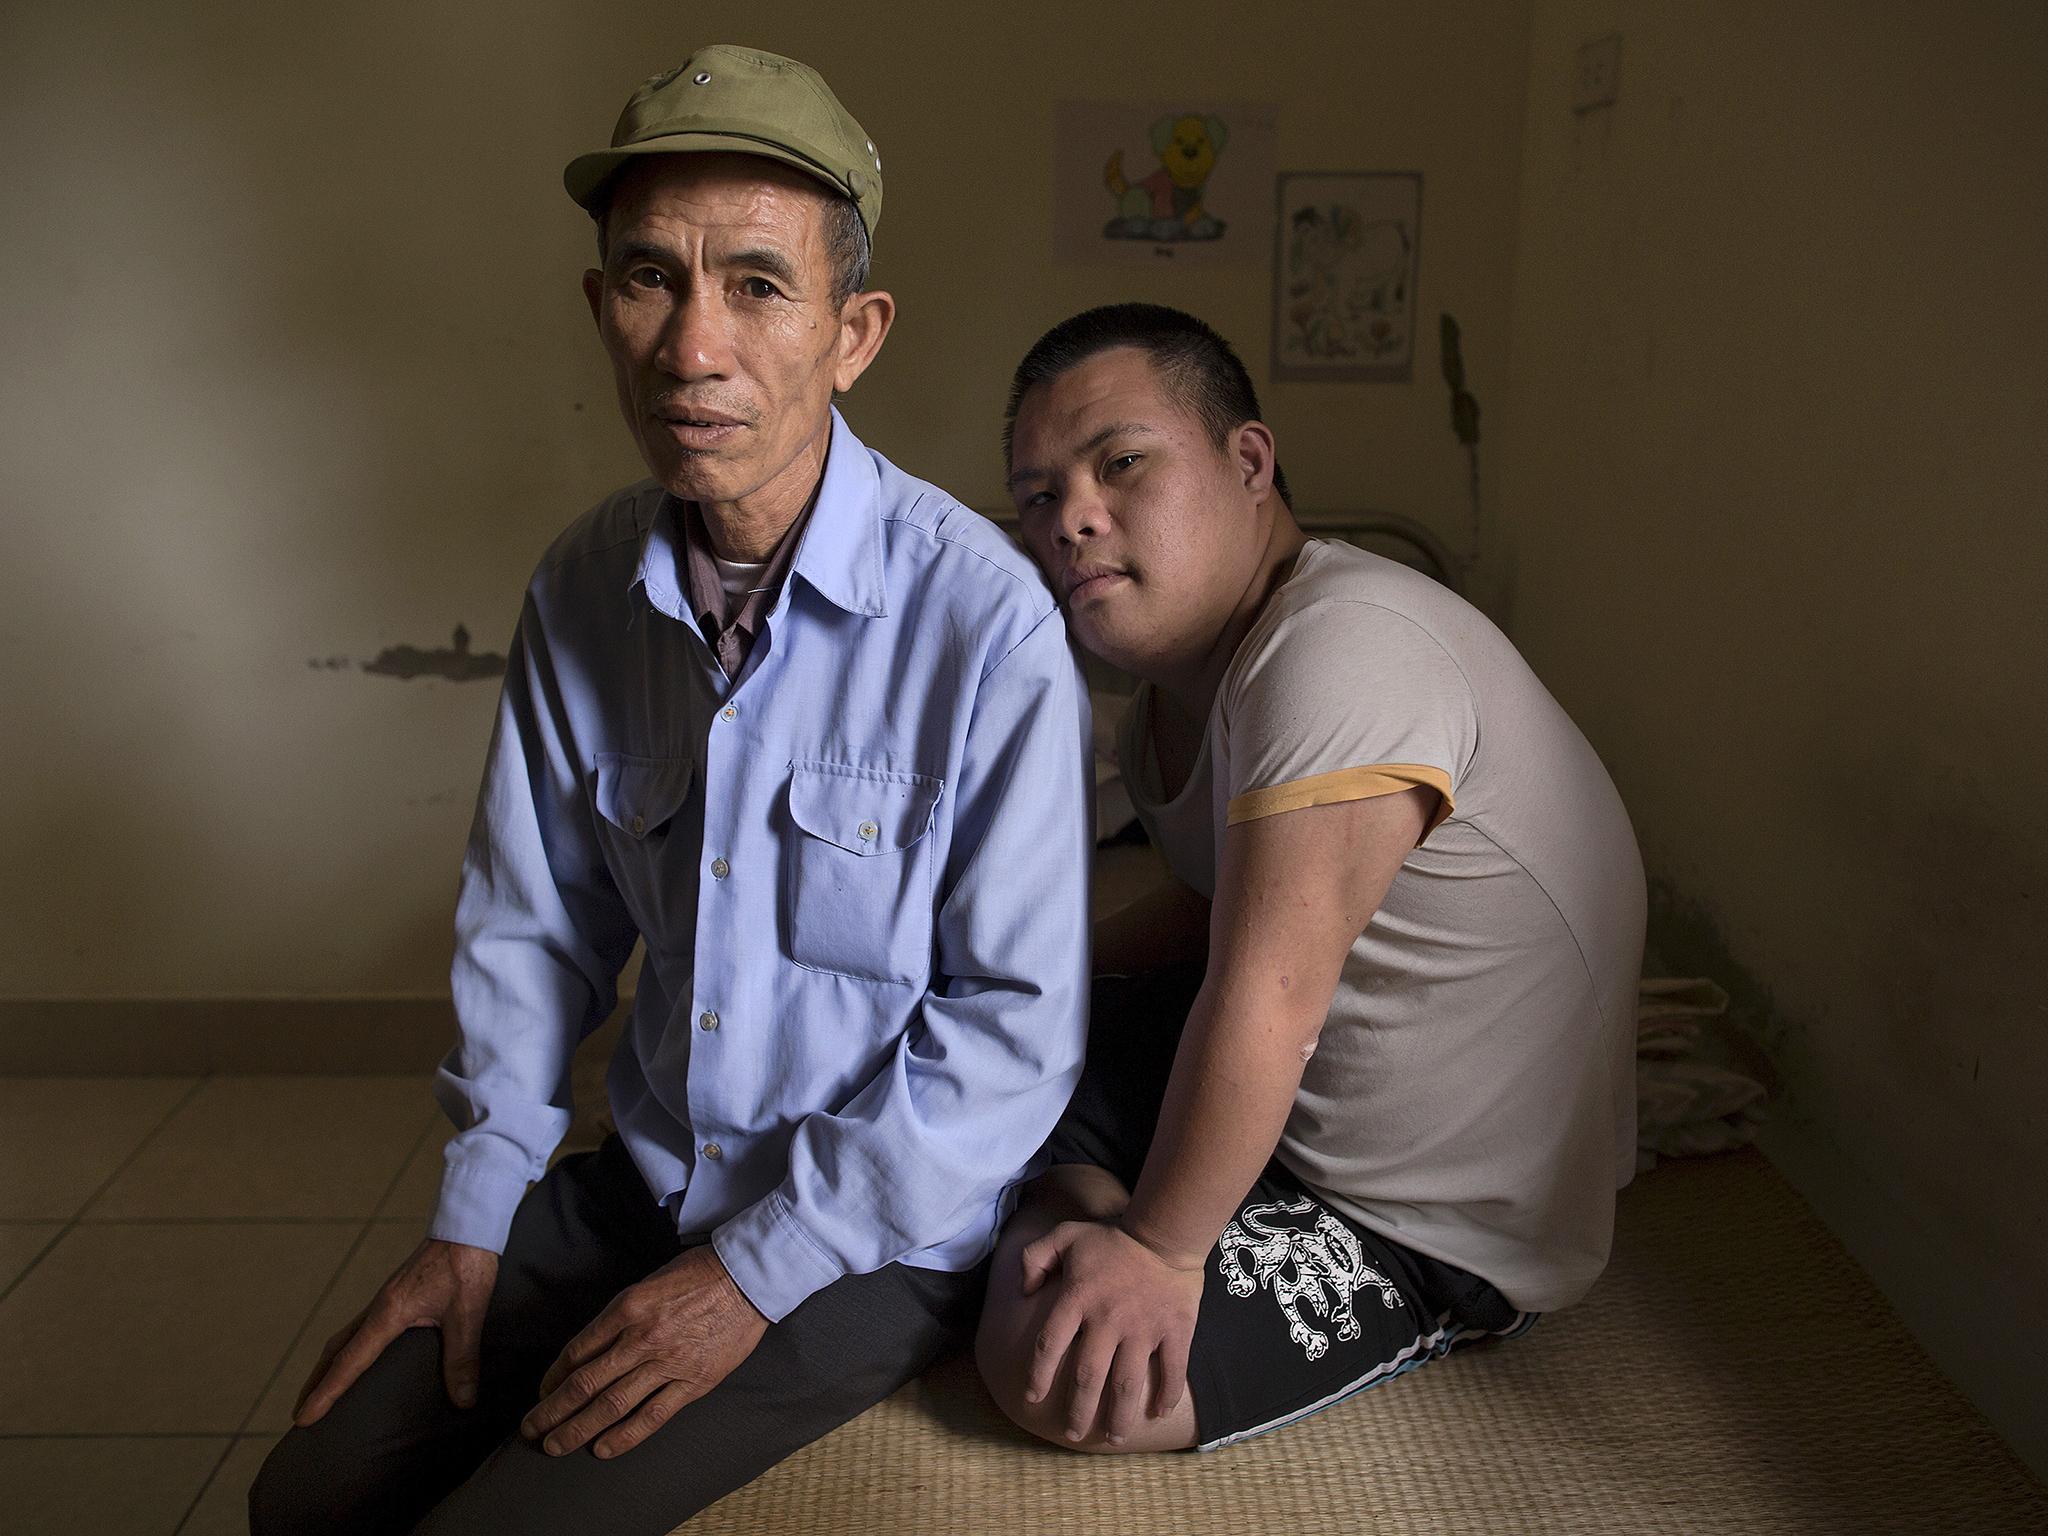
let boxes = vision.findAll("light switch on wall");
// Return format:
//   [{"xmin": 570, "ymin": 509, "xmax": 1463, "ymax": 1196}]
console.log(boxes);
[{"xmin": 1574, "ymin": 34, "xmax": 1623, "ymax": 113}]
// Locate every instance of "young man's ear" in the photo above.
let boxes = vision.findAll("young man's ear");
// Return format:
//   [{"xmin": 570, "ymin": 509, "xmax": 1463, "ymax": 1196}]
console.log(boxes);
[
  {"xmin": 1233, "ymin": 421, "xmax": 1279, "ymax": 504},
  {"xmin": 832, "ymin": 290, "xmax": 896, "ymax": 394}
]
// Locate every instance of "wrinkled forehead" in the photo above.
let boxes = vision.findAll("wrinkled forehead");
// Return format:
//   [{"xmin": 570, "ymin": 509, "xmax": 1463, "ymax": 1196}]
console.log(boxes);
[{"xmin": 602, "ymin": 152, "xmax": 832, "ymax": 253}]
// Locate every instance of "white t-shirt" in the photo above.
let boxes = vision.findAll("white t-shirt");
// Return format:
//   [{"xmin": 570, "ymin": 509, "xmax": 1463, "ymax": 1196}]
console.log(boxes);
[
  {"xmin": 709, "ymin": 551, "xmax": 770, "ymax": 624},
  {"xmin": 1119, "ymin": 539, "xmax": 1646, "ymax": 1311}
]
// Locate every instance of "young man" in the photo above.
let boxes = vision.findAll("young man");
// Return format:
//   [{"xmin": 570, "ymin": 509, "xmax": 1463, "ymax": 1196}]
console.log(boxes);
[{"xmin": 979, "ymin": 304, "xmax": 1645, "ymax": 1453}]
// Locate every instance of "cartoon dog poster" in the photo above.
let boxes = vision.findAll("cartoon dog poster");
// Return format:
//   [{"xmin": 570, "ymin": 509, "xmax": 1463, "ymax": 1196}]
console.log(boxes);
[
  {"xmin": 1054, "ymin": 101, "xmax": 1276, "ymax": 265},
  {"xmin": 1272, "ymin": 171, "xmax": 1423, "ymax": 382}
]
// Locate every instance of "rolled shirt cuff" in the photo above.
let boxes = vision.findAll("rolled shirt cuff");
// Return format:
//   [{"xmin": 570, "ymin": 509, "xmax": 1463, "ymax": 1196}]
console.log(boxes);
[
  {"xmin": 712, "ymin": 1191, "xmax": 848, "ymax": 1324},
  {"xmin": 426, "ymin": 1141, "xmax": 534, "ymax": 1255}
]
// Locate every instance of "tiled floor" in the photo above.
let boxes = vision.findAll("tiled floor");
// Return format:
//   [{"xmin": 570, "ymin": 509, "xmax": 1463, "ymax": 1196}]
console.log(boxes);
[
  {"xmin": 0, "ymin": 1075, "xmax": 457, "ymax": 1534},
  {"xmin": 0, "ymin": 868, "xmax": 1162, "ymax": 1533}
]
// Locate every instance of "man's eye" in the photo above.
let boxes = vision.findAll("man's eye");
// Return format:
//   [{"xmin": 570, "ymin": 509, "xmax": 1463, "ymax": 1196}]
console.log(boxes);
[
  {"xmin": 741, "ymin": 277, "xmax": 780, "ymax": 300},
  {"xmin": 626, "ymin": 266, "xmax": 667, "ymax": 289},
  {"xmin": 1106, "ymin": 453, "xmax": 1141, "ymax": 474}
]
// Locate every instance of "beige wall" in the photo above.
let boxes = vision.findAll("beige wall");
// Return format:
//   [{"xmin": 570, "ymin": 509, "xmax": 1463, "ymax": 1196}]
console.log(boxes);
[
  {"xmin": 0, "ymin": 0, "xmax": 1531, "ymax": 999},
  {"xmin": 1500, "ymin": 0, "xmax": 2048, "ymax": 1460}
]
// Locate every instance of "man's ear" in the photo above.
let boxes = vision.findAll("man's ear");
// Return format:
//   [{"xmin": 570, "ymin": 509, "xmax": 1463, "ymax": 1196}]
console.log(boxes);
[
  {"xmin": 1232, "ymin": 420, "xmax": 1278, "ymax": 503},
  {"xmin": 581, "ymin": 268, "xmax": 603, "ymax": 327},
  {"xmin": 832, "ymin": 290, "xmax": 897, "ymax": 394}
]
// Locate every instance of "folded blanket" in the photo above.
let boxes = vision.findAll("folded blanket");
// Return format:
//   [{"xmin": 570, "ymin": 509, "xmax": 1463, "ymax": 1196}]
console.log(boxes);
[{"xmin": 1636, "ymin": 978, "xmax": 1767, "ymax": 1169}]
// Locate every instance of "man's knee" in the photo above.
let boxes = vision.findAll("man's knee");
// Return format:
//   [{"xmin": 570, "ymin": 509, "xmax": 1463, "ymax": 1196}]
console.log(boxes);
[
  {"xmin": 974, "ymin": 1224, "xmax": 1130, "ymax": 1456},
  {"xmin": 975, "ymin": 1328, "xmax": 1150, "ymax": 1455},
  {"xmin": 249, "ymin": 1329, "xmax": 488, "ymax": 1535},
  {"xmin": 249, "ymin": 1425, "xmax": 385, "ymax": 1536},
  {"xmin": 975, "ymin": 1319, "xmax": 1078, "ymax": 1451}
]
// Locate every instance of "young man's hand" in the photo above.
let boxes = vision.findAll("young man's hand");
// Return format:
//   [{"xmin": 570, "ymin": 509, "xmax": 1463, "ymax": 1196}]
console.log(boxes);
[
  {"xmin": 1018, "ymin": 1217, "xmax": 1205, "ymax": 1446},
  {"xmin": 518, "ymin": 1244, "xmax": 768, "ymax": 1459}
]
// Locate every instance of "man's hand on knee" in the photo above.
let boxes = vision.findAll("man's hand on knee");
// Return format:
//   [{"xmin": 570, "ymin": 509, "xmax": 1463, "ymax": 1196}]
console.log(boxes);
[
  {"xmin": 518, "ymin": 1244, "xmax": 768, "ymax": 1460},
  {"xmin": 1018, "ymin": 1218, "xmax": 1203, "ymax": 1447},
  {"xmin": 293, "ymin": 1238, "xmax": 499, "ymax": 1427}
]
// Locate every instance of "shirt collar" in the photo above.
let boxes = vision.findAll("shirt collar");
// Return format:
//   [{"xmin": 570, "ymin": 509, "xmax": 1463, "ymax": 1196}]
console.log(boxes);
[
  {"xmin": 788, "ymin": 407, "xmax": 888, "ymax": 619},
  {"xmin": 680, "ymin": 496, "xmax": 806, "ymax": 644},
  {"xmin": 631, "ymin": 406, "xmax": 887, "ymax": 623}
]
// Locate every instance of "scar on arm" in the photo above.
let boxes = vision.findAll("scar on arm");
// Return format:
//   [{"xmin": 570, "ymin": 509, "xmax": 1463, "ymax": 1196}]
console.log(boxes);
[{"xmin": 1276, "ymin": 973, "xmax": 1319, "ymax": 1058}]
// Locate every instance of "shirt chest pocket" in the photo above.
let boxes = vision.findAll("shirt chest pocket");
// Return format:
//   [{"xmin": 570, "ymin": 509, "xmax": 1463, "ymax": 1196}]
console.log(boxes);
[
  {"xmin": 593, "ymin": 753, "xmax": 697, "ymax": 944},
  {"xmin": 784, "ymin": 761, "xmax": 944, "ymax": 985}
]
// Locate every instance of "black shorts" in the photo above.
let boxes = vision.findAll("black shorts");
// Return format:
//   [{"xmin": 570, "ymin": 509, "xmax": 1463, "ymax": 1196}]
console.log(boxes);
[{"xmin": 1046, "ymin": 967, "xmax": 1537, "ymax": 1449}]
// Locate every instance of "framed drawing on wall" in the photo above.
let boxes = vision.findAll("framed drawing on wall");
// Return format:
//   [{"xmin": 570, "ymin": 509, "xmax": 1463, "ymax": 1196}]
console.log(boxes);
[{"xmin": 1272, "ymin": 171, "xmax": 1423, "ymax": 382}]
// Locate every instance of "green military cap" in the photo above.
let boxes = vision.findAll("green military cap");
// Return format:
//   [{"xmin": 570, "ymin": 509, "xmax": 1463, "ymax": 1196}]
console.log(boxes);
[{"xmin": 564, "ymin": 45, "xmax": 883, "ymax": 242}]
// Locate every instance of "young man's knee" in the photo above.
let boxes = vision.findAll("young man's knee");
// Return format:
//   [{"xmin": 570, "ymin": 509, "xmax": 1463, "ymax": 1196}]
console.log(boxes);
[
  {"xmin": 974, "ymin": 1332, "xmax": 1086, "ymax": 1452},
  {"xmin": 975, "ymin": 1227, "xmax": 1057, "ymax": 1439},
  {"xmin": 974, "ymin": 1340, "xmax": 1155, "ymax": 1455},
  {"xmin": 973, "ymin": 1247, "xmax": 1135, "ymax": 1455},
  {"xmin": 975, "ymin": 1164, "xmax": 1154, "ymax": 1451}
]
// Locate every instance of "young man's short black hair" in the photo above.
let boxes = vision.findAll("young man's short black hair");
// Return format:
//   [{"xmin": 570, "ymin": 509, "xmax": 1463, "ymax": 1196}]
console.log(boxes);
[{"xmin": 1002, "ymin": 303, "xmax": 1292, "ymax": 509}]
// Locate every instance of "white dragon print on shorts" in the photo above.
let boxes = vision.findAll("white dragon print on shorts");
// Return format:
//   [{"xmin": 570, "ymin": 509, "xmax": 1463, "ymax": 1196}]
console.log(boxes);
[{"xmin": 1217, "ymin": 1196, "xmax": 1404, "ymax": 1361}]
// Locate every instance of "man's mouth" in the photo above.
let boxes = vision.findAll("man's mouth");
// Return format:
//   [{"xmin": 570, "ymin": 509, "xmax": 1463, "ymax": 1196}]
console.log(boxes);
[
  {"xmin": 1063, "ymin": 565, "xmax": 1130, "ymax": 603},
  {"xmin": 655, "ymin": 406, "xmax": 748, "ymax": 448}
]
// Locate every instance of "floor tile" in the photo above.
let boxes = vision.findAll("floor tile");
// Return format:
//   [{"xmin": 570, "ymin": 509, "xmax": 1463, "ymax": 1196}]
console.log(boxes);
[
  {"xmin": 0, "ymin": 1221, "xmax": 356, "ymax": 1433},
  {"xmin": 0, "ymin": 1224, "xmax": 62, "ymax": 1292},
  {"xmin": 248, "ymin": 1223, "xmax": 423, "ymax": 1433},
  {"xmin": 182, "ymin": 1435, "xmax": 276, "ymax": 1536},
  {"xmin": 89, "ymin": 1076, "xmax": 435, "ymax": 1220},
  {"xmin": 0, "ymin": 1436, "xmax": 226, "ymax": 1535},
  {"xmin": 0, "ymin": 1077, "xmax": 195, "ymax": 1219},
  {"xmin": 374, "ymin": 1124, "xmax": 451, "ymax": 1222}
]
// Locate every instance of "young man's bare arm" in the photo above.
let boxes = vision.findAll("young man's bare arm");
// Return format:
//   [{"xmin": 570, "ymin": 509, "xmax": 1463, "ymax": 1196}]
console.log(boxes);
[{"xmin": 1016, "ymin": 785, "xmax": 1433, "ymax": 1443}]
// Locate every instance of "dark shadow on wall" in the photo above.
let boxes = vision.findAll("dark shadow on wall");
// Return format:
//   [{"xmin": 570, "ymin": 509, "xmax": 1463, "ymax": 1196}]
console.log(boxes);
[{"xmin": 341, "ymin": 625, "xmax": 508, "ymax": 683}]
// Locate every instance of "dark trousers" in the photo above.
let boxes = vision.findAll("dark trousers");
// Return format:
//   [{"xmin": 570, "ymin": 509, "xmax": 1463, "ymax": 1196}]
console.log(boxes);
[{"xmin": 250, "ymin": 1136, "xmax": 978, "ymax": 1535}]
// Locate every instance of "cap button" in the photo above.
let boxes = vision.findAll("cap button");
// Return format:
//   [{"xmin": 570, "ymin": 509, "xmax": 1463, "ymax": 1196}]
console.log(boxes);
[{"xmin": 693, "ymin": 72, "xmax": 711, "ymax": 84}]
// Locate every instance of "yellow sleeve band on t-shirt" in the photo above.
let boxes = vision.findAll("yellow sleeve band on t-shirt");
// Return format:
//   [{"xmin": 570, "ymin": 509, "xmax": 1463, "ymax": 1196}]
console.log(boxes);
[{"xmin": 1225, "ymin": 763, "xmax": 1455, "ymax": 834}]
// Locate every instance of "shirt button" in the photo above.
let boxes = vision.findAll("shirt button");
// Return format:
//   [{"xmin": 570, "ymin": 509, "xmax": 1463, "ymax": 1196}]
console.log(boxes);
[
  {"xmin": 699, "ymin": 1010, "xmax": 719, "ymax": 1031},
  {"xmin": 702, "ymin": 1142, "xmax": 723, "ymax": 1160},
  {"xmin": 720, "ymin": 704, "xmax": 737, "ymax": 721},
  {"xmin": 710, "ymin": 857, "xmax": 729, "ymax": 879},
  {"xmin": 858, "ymin": 820, "xmax": 879, "ymax": 841},
  {"xmin": 630, "ymin": 814, "xmax": 646, "ymax": 836}
]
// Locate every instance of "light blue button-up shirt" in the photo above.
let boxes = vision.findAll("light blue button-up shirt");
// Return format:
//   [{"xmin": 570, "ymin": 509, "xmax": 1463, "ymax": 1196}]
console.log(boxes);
[{"xmin": 429, "ymin": 409, "xmax": 1092, "ymax": 1322}]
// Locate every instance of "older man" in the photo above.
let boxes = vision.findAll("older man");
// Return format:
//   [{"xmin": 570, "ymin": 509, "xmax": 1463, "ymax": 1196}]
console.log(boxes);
[{"xmin": 251, "ymin": 47, "xmax": 1089, "ymax": 1534}]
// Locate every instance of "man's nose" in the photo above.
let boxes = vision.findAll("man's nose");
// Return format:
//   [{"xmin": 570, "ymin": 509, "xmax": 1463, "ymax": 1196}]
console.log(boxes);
[
  {"xmin": 1055, "ymin": 486, "xmax": 1106, "ymax": 546},
  {"xmin": 655, "ymin": 289, "xmax": 732, "ymax": 379}
]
